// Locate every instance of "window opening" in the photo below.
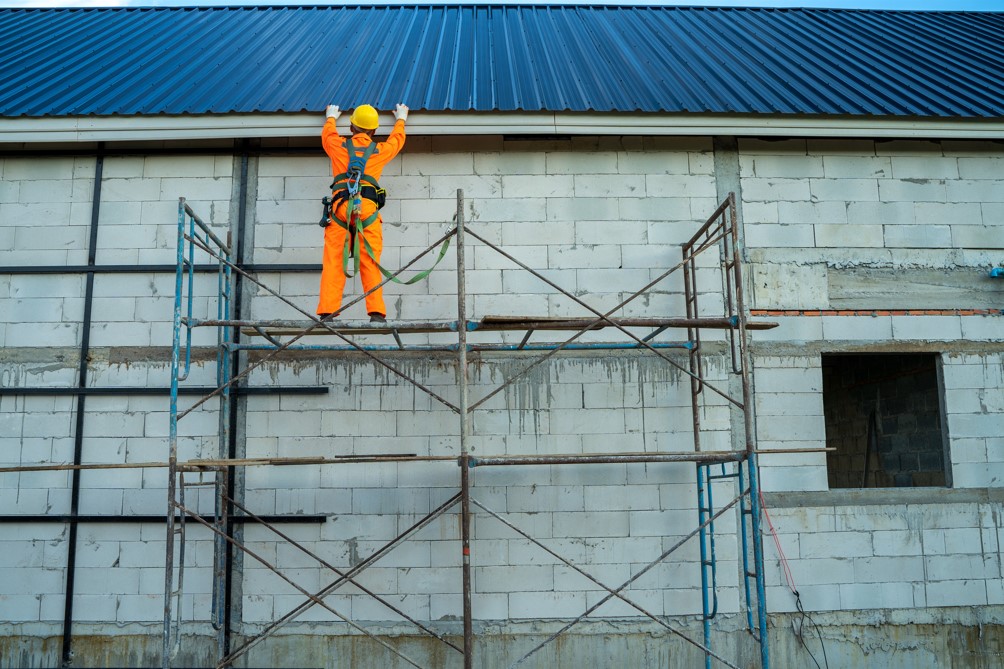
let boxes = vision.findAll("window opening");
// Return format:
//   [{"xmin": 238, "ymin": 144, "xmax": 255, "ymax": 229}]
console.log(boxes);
[{"xmin": 822, "ymin": 353, "xmax": 947, "ymax": 488}]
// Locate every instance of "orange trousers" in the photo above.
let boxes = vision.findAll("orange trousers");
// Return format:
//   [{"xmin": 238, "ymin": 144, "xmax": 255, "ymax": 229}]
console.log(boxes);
[{"xmin": 317, "ymin": 216, "xmax": 385, "ymax": 317}]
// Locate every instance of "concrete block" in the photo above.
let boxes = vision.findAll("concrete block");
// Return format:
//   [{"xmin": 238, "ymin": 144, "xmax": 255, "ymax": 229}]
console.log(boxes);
[
  {"xmin": 476, "ymin": 565, "xmax": 553, "ymax": 593},
  {"xmin": 396, "ymin": 197, "xmax": 461, "ymax": 224},
  {"xmin": 4, "ymin": 157, "xmax": 77, "ymax": 180},
  {"xmin": 66, "ymin": 594, "xmax": 119, "ymax": 622},
  {"xmin": 576, "ymin": 268, "xmax": 653, "ymax": 294},
  {"xmin": 431, "ymin": 175, "xmax": 502, "ymax": 199},
  {"xmin": 402, "ymin": 153, "xmax": 473, "ymax": 176},
  {"xmin": 948, "ymin": 179, "xmax": 1004, "ymax": 203},
  {"xmin": 619, "ymin": 197, "xmax": 694, "ymax": 223},
  {"xmin": 282, "ymin": 175, "xmax": 330, "ymax": 200},
  {"xmin": 741, "ymin": 178, "xmax": 811, "ymax": 202},
  {"xmin": 755, "ymin": 392, "xmax": 824, "ymax": 417},
  {"xmin": 820, "ymin": 155, "xmax": 891, "ymax": 179},
  {"xmin": 753, "ymin": 365, "xmax": 822, "ymax": 393},
  {"xmin": 925, "ymin": 579, "xmax": 988, "ymax": 607},
  {"xmin": 957, "ymin": 156, "xmax": 1004, "ymax": 179},
  {"xmin": 240, "ymin": 594, "xmax": 274, "ymax": 622},
  {"xmin": 575, "ymin": 174, "xmax": 645, "ymax": 198},
  {"xmin": 501, "ymin": 175, "xmax": 574, "ymax": 198},
  {"xmin": 549, "ymin": 245, "xmax": 622, "ymax": 271},
  {"xmin": 808, "ymin": 178, "xmax": 879, "ymax": 202},
  {"xmin": 14, "ymin": 221, "xmax": 87, "ymax": 250},
  {"xmin": 116, "ymin": 594, "xmax": 162, "ymax": 622},
  {"xmin": 144, "ymin": 155, "xmax": 218, "ymax": 178},
  {"xmin": 821, "ymin": 315, "xmax": 893, "ymax": 341},
  {"xmin": 615, "ymin": 151, "xmax": 690, "ymax": 175},
  {"xmin": 948, "ymin": 437, "xmax": 988, "ymax": 463},
  {"xmin": 18, "ymin": 179, "xmax": 76, "ymax": 204},
  {"xmin": 474, "ymin": 152, "xmax": 546, "ymax": 176},
  {"xmin": 890, "ymin": 315, "xmax": 962, "ymax": 341},
  {"xmin": 742, "ymin": 201, "xmax": 779, "ymax": 226},
  {"xmin": 915, "ymin": 201, "xmax": 983, "ymax": 226},
  {"xmin": 840, "ymin": 581, "xmax": 916, "ymax": 610},
  {"xmin": 948, "ymin": 413, "xmax": 1004, "ymax": 439},
  {"xmin": 953, "ymin": 225, "xmax": 1004, "ymax": 249},
  {"xmin": 852, "ymin": 555, "xmax": 925, "ymax": 583},
  {"xmin": 645, "ymin": 174, "xmax": 717, "ymax": 199},
  {"xmin": 879, "ymin": 179, "xmax": 947, "ymax": 203},
  {"xmin": 100, "ymin": 177, "xmax": 164, "ymax": 202},
  {"xmin": 940, "ymin": 528, "xmax": 984, "ymax": 555},
  {"xmin": 815, "ymin": 224, "xmax": 884, "ymax": 248},
  {"xmin": 871, "ymin": 530, "xmax": 923, "ymax": 556},
  {"xmin": 0, "ymin": 595, "xmax": 41, "ymax": 622},
  {"xmin": 960, "ymin": 315, "xmax": 1004, "ymax": 342},
  {"xmin": 780, "ymin": 201, "xmax": 849, "ymax": 227},
  {"xmin": 551, "ymin": 511, "xmax": 629, "ymax": 538},
  {"xmin": 742, "ymin": 223, "xmax": 815, "ymax": 248},
  {"xmin": 751, "ymin": 155, "xmax": 823, "ymax": 178},
  {"xmin": 916, "ymin": 504, "xmax": 981, "ymax": 530},
  {"xmin": 507, "ymin": 590, "xmax": 586, "ymax": 618},
  {"xmin": 758, "ymin": 466, "xmax": 828, "ymax": 492},
  {"xmin": 890, "ymin": 156, "xmax": 959, "ymax": 180},
  {"xmin": 751, "ymin": 316, "xmax": 825, "ymax": 342},
  {"xmin": 546, "ymin": 152, "xmax": 618, "ymax": 175},
  {"xmin": 74, "ymin": 487, "xmax": 124, "ymax": 514},
  {"xmin": 799, "ymin": 531, "xmax": 872, "ymax": 559},
  {"xmin": 546, "ymin": 198, "xmax": 618, "ymax": 222},
  {"xmin": 469, "ymin": 197, "xmax": 546, "ymax": 223},
  {"xmin": 846, "ymin": 201, "xmax": 915, "ymax": 226},
  {"xmin": 883, "ymin": 224, "xmax": 952, "ymax": 248},
  {"xmin": 75, "ymin": 567, "xmax": 139, "ymax": 594}
]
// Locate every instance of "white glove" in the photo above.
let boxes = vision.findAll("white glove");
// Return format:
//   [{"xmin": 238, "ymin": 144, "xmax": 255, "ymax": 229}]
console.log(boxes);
[
  {"xmin": 326, "ymin": 105, "xmax": 340, "ymax": 120},
  {"xmin": 394, "ymin": 103, "xmax": 409, "ymax": 122}
]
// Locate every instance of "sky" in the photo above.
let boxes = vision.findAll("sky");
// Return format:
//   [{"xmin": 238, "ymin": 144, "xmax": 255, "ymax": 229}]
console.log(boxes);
[{"xmin": 1, "ymin": 0, "xmax": 1003, "ymax": 8}]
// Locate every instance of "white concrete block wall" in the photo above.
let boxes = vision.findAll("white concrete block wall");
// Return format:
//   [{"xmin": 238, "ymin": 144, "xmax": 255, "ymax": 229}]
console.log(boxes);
[
  {"xmin": 742, "ymin": 139, "xmax": 1003, "ymax": 254},
  {"xmin": 0, "ymin": 154, "xmax": 231, "ymax": 349},
  {"xmin": 942, "ymin": 353, "xmax": 1004, "ymax": 487},
  {"xmin": 4, "ymin": 134, "xmax": 1004, "ymax": 639},
  {"xmin": 252, "ymin": 139, "xmax": 715, "ymax": 321},
  {"xmin": 764, "ymin": 501, "xmax": 1004, "ymax": 614},
  {"xmin": 752, "ymin": 357, "xmax": 829, "ymax": 493},
  {"xmin": 236, "ymin": 353, "xmax": 736, "ymax": 623}
]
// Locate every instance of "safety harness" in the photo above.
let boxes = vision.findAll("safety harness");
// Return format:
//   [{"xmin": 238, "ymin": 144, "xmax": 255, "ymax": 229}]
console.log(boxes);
[{"xmin": 319, "ymin": 135, "xmax": 448, "ymax": 284}]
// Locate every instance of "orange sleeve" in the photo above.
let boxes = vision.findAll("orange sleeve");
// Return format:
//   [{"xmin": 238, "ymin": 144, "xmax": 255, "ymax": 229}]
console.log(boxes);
[
  {"xmin": 321, "ymin": 117, "xmax": 343, "ymax": 160},
  {"xmin": 376, "ymin": 119, "xmax": 407, "ymax": 163}
]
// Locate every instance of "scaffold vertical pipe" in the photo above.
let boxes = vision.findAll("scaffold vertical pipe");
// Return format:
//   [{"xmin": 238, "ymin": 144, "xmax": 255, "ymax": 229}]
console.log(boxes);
[
  {"xmin": 696, "ymin": 464, "xmax": 714, "ymax": 669},
  {"xmin": 728, "ymin": 192, "xmax": 770, "ymax": 668},
  {"xmin": 455, "ymin": 189, "xmax": 474, "ymax": 669},
  {"xmin": 212, "ymin": 233, "xmax": 232, "ymax": 661},
  {"xmin": 163, "ymin": 199, "xmax": 186, "ymax": 669}
]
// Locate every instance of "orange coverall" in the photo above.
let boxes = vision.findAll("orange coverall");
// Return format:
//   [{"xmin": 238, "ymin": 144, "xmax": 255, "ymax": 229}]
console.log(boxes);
[{"xmin": 317, "ymin": 117, "xmax": 407, "ymax": 317}]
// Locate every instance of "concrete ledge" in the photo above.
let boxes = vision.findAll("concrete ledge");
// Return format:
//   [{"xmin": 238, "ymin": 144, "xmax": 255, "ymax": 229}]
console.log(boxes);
[{"xmin": 765, "ymin": 486, "xmax": 1004, "ymax": 508}]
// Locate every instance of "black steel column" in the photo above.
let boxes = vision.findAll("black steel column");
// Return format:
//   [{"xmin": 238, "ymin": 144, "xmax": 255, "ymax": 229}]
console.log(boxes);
[
  {"xmin": 222, "ymin": 140, "xmax": 251, "ymax": 663},
  {"xmin": 61, "ymin": 143, "xmax": 104, "ymax": 667}
]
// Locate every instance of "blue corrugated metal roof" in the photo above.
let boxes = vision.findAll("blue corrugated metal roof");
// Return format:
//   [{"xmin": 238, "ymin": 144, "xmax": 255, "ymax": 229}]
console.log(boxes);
[{"xmin": 1, "ymin": 5, "xmax": 1002, "ymax": 118}]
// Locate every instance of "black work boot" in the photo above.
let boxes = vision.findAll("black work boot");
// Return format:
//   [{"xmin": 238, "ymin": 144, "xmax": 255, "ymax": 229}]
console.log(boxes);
[{"xmin": 368, "ymin": 313, "xmax": 386, "ymax": 323}]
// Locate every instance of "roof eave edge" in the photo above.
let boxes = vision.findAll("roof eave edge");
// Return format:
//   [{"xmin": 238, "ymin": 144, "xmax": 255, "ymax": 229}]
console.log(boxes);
[{"xmin": 2, "ymin": 112, "xmax": 1004, "ymax": 142}]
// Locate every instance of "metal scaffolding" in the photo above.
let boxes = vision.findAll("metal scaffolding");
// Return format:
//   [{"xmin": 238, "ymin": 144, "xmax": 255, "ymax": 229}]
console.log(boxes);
[{"xmin": 165, "ymin": 192, "xmax": 775, "ymax": 669}]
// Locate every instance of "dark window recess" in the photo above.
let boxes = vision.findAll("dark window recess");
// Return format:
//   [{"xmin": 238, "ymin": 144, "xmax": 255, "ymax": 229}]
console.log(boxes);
[{"xmin": 822, "ymin": 353, "xmax": 948, "ymax": 488}]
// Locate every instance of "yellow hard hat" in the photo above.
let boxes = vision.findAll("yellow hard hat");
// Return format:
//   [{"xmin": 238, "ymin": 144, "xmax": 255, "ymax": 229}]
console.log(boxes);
[{"xmin": 350, "ymin": 104, "xmax": 379, "ymax": 131}]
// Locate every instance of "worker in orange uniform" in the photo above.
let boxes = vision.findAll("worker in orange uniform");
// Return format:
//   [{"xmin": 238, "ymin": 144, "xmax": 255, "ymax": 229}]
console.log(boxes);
[{"xmin": 318, "ymin": 103, "xmax": 409, "ymax": 323}]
